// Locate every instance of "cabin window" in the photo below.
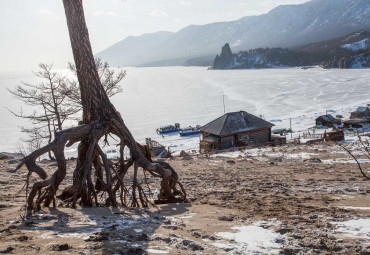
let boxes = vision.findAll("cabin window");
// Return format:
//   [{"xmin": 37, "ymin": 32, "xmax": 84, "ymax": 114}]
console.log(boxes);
[{"xmin": 239, "ymin": 133, "xmax": 249, "ymax": 141}]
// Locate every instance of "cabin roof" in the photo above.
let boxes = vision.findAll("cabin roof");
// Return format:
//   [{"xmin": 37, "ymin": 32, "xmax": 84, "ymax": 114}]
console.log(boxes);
[
  {"xmin": 356, "ymin": 106, "xmax": 369, "ymax": 113},
  {"xmin": 317, "ymin": 114, "xmax": 336, "ymax": 122},
  {"xmin": 200, "ymin": 111, "xmax": 274, "ymax": 137},
  {"xmin": 344, "ymin": 119, "xmax": 370, "ymax": 125}
]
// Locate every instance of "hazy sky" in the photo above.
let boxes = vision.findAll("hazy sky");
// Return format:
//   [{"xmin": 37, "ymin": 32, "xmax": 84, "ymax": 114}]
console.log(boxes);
[{"xmin": 0, "ymin": 0, "xmax": 310, "ymax": 71}]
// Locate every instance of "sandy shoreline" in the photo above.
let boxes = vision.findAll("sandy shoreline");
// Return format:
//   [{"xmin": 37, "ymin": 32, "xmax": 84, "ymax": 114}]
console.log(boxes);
[{"xmin": 0, "ymin": 142, "xmax": 369, "ymax": 254}]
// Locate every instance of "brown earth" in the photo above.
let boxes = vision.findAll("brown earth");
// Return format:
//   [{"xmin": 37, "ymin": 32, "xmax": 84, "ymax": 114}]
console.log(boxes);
[{"xmin": 0, "ymin": 143, "xmax": 369, "ymax": 254}]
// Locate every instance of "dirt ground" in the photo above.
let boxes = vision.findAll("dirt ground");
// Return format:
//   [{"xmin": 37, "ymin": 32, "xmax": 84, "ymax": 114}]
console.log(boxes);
[{"xmin": 0, "ymin": 143, "xmax": 369, "ymax": 254}]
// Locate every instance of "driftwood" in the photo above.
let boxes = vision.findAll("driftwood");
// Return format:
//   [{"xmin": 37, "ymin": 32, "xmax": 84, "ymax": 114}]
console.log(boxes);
[{"xmin": 14, "ymin": 0, "xmax": 186, "ymax": 215}]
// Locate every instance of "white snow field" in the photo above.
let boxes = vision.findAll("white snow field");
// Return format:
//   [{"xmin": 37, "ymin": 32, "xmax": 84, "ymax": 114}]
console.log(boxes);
[{"xmin": 0, "ymin": 67, "xmax": 370, "ymax": 156}]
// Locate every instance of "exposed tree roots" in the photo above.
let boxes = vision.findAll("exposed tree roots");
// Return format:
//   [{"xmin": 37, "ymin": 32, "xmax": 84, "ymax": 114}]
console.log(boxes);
[{"xmin": 15, "ymin": 119, "xmax": 187, "ymax": 215}]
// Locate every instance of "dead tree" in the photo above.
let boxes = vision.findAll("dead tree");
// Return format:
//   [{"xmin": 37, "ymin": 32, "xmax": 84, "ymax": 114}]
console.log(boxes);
[
  {"xmin": 15, "ymin": 0, "xmax": 186, "ymax": 214},
  {"xmin": 339, "ymin": 137, "xmax": 370, "ymax": 180},
  {"xmin": 20, "ymin": 126, "xmax": 47, "ymax": 161},
  {"xmin": 8, "ymin": 64, "xmax": 77, "ymax": 159},
  {"xmin": 8, "ymin": 60, "xmax": 123, "ymax": 159}
]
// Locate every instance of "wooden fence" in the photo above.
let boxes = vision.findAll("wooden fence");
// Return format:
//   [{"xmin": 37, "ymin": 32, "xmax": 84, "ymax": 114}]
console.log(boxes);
[{"xmin": 302, "ymin": 132, "xmax": 324, "ymax": 139}]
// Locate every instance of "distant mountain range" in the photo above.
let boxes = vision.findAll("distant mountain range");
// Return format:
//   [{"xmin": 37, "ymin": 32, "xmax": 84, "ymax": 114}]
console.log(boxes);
[
  {"xmin": 212, "ymin": 30, "xmax": 370, "ymax": 69},
  {"xmin": 96, "ymin": 0, "xmax": 370, "ymax": 67}
]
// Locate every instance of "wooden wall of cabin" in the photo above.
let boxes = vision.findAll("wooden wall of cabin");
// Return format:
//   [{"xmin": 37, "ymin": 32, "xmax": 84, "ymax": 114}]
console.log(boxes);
[
  {"xmin": 240, "ymin": 128, "xmax": 271, "ymax": 144},
  {"xmin": 200, "ymin": 132, "xmax": 222, "ymax": 151},
  {"xmin": 220, "ymin": 136, "xmax": 235, "ymax": 150}
]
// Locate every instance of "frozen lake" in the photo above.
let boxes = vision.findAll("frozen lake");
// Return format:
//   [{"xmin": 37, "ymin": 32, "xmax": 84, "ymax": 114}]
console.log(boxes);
[{"xmin": 0, "ymin": 66, "xmax": 369, "ymax": 155}]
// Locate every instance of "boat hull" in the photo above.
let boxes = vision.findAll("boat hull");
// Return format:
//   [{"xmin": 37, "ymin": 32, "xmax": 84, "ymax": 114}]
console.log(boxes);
[
  {"xmin": 157, "ymin": 129, "xmax": 181, "ymax": 135},
  {"xmin": 179, "ymin": 131, "xmax": 200, "ymax": 137}
]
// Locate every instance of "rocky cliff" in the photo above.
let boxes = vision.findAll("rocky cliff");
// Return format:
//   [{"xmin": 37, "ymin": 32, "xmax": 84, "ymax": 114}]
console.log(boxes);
[
  {"xmin": 213, "ymin": 44, "xmax": 234, "ymax": 69},
  {"xmin": 213, "ymin": 31, "xmax": 370, "ymax": 70},
  {"xmin": 212, "ymin": 45, "xmax": 312, "ymax": 69}
]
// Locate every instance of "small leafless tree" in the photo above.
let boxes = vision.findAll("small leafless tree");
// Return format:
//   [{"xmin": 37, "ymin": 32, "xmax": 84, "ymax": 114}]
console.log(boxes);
[
  {"xmin": 339, "ymin": 137, "xmax": 370, "ymax": 180},
  {"xmin": 20, "ymin": 126, "xmax": 48, "ymax": 161},
  {"xmin": 9, "ymin": 60, "xmax": 125, "ymax": 160},
  {"xmin": 8, "ymin": 64, "xmax": 78, "ymax": 159}
]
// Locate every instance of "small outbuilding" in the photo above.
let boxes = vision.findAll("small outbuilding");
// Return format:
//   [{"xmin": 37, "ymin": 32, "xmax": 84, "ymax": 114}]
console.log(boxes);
[
  {"xmin": 315, "ymin": 114, "xmax": 341, "ymax": 128},
  {"xmin": 199, "ymin": 111, "xmax": 274, "ymax": 153},
  {"xmin": 350, "ymin": 106, "xmax": 370, "ymax": 119},
  {"xmin": 343, "ymin": 119, "xmax": 370, "ymax": 129}
]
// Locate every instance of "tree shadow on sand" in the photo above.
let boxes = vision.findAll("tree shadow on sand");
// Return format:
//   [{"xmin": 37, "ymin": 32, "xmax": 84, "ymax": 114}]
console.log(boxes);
[{"xmin": 16, "ymin": 203, "xmax": 191, "ymax": 254}]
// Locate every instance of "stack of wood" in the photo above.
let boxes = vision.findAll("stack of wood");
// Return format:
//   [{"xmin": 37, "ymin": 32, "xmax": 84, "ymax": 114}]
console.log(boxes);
[{"xmin": 324, "ymin": 130, "xmax": 345, "ymax": 142}]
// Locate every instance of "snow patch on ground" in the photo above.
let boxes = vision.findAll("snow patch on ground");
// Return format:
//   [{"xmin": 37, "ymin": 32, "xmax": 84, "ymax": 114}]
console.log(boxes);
[
  {"xmin": 215, "ymin": 221, "xmax": 284, "ymax": 254},
  {"xmin": 179, "ymin": 213, "xmax": 197, "ymax": 219},
  {"xmin": 322, "ymin": 158, "xmax": 370, "ymax": 164},
  {"xmin": 337, "ymin": 206, "xmax": 370, "ymax": 211},
  {"xmin": 285, "ymin": 152, "xmax": 317, "ymax": 159},
  {"xmin": 212, "ymin": 150, "xmax": 245, "ymax": 158},
  {"xmin": 333, "ymin": 218, "xmax": 370, "ymax": 240},
  {"xmin": 147, "ymin": 248, "xmax": 170, "ymax": 254}
]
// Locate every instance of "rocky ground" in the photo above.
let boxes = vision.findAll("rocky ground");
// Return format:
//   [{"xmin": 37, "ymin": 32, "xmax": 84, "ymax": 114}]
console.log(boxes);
[{"xmin": 0, "ymin": 142, "xmax": 369, "ymax": 254}]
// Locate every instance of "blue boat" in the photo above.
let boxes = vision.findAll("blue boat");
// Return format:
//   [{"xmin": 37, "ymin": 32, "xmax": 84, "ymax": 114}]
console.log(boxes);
[
  {"xmin": 179, "ymin": 125, "xmax": 201, "ymax": 137},
  {"xmin": 156, "ymin": 123, "xmax": 181, "ymax": 135}
]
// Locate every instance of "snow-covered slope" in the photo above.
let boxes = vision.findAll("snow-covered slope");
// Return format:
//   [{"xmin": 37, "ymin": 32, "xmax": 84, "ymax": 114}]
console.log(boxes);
[
  {"xmin": 342, "ymin": 38, "xmax": 370, "ymax": 51},
  {"xmin": 296, "ymin": 30, "xmax": 370, "ymax": 52},
  {"xmin": 96, "ymin": 0, "xmax": 370, "ymax": 67}
]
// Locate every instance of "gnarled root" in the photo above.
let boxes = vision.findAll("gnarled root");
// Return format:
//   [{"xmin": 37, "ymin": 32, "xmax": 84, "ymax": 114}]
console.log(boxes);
[{"xmin": 16, "ymin": 117, "xmax": 186, "ymax": 215}]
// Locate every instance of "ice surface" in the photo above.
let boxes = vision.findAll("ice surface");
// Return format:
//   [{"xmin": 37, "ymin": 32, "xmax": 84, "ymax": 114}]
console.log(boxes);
[{"xmin": 1, "ymin": 67, "xmax": 370, "ymax": 155}]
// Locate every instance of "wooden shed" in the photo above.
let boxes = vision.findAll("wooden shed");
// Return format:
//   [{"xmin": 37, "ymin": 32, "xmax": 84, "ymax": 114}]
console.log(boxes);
[
  {"xmin": 324, "ymin": 130, "xmax": 345, "ymax": 142},
  {"xmin": 350, "ymin": 106, "xmax": 370, "ymax": 119},
  {"xmin": 343, "ymin": 119, "xmax": 370, "ymax": 129},
  {"xmin": 199, "ymin": 111, "xmax": 274, "ymax": 153},
  {"xmin": 315, "ymin": 114, "xmax": 341, "ymax": 128}
]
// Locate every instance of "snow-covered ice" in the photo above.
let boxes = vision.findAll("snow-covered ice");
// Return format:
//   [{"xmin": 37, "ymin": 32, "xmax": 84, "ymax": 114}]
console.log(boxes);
[{"xmin": 1, "ymin": 67, "xmax": 370, "ymax": 155}]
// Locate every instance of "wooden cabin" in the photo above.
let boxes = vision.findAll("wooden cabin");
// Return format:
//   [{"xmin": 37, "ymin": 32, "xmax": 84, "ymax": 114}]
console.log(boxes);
[
  {"xmin": 315, "ymin": 114, "xmax": 341, "ymax": 128},
  {"xmin": 199, "ymin": 111, "xmax": 274, "ymax": 153},
  {"xmin": 343, "ymin": 119, "xmax": 370, "ymax": 129},
  {"xmin": 350, "ymin": 106, "xmax": 370, "ymax": 119}
]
